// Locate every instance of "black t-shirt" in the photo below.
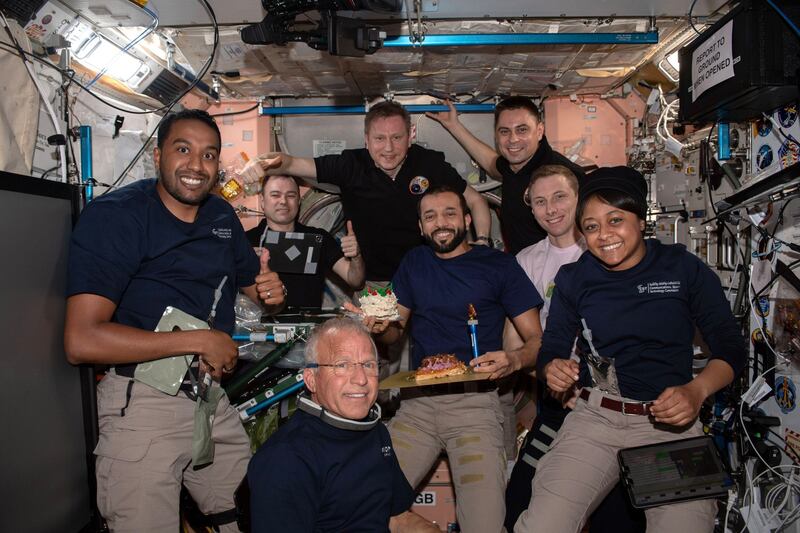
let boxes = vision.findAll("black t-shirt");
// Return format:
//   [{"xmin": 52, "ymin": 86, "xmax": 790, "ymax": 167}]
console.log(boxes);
[
  {"xmin": 495, "ymin": 136, "xmax": 585, "ymax": 254},
  {"xmin": 246, "ymin": 221, "xmax": 342, "ymax": 309},
  {"xmin": 248, "ymin": 409, "xmax": 415, "ymax": 533},
  {"xmin": 315, "ymin": 144, "xmax": 467, "ymax": 281}
]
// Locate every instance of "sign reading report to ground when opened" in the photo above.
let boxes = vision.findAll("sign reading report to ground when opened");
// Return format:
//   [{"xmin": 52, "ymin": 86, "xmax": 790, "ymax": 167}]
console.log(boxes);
[{"xmin": 691, "ymin": 20, "xmax": 736, "ymax": 102}]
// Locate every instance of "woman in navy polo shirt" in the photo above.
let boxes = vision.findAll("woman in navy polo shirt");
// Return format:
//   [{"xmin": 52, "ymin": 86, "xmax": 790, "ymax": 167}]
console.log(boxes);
[{"xmin": 514, "ymin": 166, "xmax": 746, "ymax": 533}]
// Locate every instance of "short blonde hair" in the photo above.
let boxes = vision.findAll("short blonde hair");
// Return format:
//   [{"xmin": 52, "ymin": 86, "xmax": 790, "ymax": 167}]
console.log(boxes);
[
  {"xmin": 529, "ymin": 164, "xmax": 579, "ymax": 194},
  {"xmin": 304, "ymin": 318, "xmax": 377, "ymax": 365}
]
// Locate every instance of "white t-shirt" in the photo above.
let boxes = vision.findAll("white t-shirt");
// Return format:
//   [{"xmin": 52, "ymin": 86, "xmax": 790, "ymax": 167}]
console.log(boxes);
[{"xmin": 516, "ymin": 237, "xmax": 586, "ymax": 329}]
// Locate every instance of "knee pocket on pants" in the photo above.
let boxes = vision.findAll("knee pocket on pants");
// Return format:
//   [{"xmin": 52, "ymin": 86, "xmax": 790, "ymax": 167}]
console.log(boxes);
[
  {"xmin": 96, "ymin": 455, "xmax": 148, "ymax": 525},
  {"xmin": 95, "ymin": 432, "xmax": 153, "ymax": 462},
  {"xmin": 390, "ymin": 420, "xmax": 418, "ymax": 435}
]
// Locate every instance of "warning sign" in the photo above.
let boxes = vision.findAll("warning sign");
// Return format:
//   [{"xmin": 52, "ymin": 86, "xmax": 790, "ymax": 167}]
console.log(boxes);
[{"xmin": 691, "ymin": 20, "xmax": 736, "ymax": 102}]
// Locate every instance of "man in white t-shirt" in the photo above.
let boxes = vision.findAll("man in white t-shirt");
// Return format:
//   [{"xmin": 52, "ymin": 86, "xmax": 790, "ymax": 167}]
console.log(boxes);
[{"xmin": 504, "ymin": 164, "xmax": 645, "ymax": 533}]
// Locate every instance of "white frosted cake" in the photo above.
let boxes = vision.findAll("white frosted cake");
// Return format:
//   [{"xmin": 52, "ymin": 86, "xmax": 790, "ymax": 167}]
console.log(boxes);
[{"xmin": 358, "ymin": 287, "xmax": 399, "ymax": 318}]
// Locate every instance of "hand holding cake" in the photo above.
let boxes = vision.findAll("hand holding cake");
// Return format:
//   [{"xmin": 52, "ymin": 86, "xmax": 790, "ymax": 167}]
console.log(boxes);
[
  {"xmin": 340, "ymin": 300, "xmax": 392, "ymax": 335},
  {"xmin": 358, "ymin": 285, "xmax": 400, "ymax": 319}
]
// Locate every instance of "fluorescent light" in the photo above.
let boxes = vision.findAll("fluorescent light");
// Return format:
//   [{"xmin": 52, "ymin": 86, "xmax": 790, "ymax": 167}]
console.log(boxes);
[
  {"xmin": 666, "ymin": 51, "xmax": 680, "ymax": 71},
  {"xmin": 657, "ymin": 50, "xmax": 681, "ymax": 83},
  {"xmin": 63, "ymin": 21, "xmax": 149, "ymax": 87}
]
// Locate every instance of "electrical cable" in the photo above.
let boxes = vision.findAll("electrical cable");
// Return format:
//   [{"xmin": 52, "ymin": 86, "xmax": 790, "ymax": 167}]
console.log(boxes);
[
  {"xmin": 748, "ymin": 265, "xmax": 782, "ymax": 362},
  {"xmin": 210, "ymin": 101, "xmax": 261, "ymax": 117},
  {"xmin": 726, "ymin": 240, "xmax": 742, "ymax": 300},
  {"xmin": 64, "ymin": 78, "xmax": 82, "ymax": 179},
  {"xmin": 740, "ymin": 458, "xmax": 755, "ymax": 533},
  {"xmin": 0, "ymin": 8, "xmax": 212, "ymax": 118},
  {"xmin": 769, "ymin": 428, "xmax": 787, "ymax": 445},
  {"xmin": 739, "ymin": 463, "xmax": 800, "ymax": 532},
  {"xmin": 0, "ymin": 38, "xmax": 158, "ymax": 146},
  {"xmin": 688, "ymin": 0, "xmax": 702, "ymax": 36},
  {"xmin": 765, "ymin": 0, "xmax": 800, "ymax": 38},
  {"xmin": 0, "ymin": 33, "xmax": 151, "ymax": 115},
  {"xmin": 40, "ymin": 165, "xmax": 60, "ymax": 179},
  {"xmin": 752, "ymin": 258, "xmax": 800, "ymax": 301},
  {"xmin": 109, "ymin": 0, "xmax": 219, "ymax": 189},
  {"xmin": 770, "ymin": 197, "xmax": 797, "ymax": 241}
]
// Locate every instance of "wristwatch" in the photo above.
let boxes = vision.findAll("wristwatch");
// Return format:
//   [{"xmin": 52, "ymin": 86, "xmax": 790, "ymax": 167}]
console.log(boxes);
[{"xmin": 474, "ymin": 235, "xmax": 492, "ymax": 247}]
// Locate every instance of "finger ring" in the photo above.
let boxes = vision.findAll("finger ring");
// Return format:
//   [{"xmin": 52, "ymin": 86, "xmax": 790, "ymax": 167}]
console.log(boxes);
[
  {"xmin": 267, "ymin": 290, "xmax": 272, "ymax": 299},
  {"xmin": 282, "ymin": 285, "xmax": 288, "ymax": 296},
  {"xmin": 222, "ymin": 366, "xmax": 233, "ymax": 373}
]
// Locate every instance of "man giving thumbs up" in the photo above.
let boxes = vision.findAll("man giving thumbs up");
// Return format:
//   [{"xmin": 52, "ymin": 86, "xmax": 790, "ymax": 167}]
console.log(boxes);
[{"xmin": 245, "ymin": 175, "xmax": 365, "ymax": 310}]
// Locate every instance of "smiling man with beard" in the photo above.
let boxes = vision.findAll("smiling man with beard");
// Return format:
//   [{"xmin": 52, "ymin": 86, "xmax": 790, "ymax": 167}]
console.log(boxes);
[
  {"xmin": 64, "ymin": 109, "xmax": 285, "ymax": 533},
  {"xmin": 369, "ymin": 185, "xmax": 544, "ymax": 532}
]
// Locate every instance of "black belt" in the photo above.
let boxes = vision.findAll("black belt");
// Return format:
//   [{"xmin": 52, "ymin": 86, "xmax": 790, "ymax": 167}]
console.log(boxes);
[{"xmin": 579, "ymin": 388, "xmax": 653, "ymax": 416}]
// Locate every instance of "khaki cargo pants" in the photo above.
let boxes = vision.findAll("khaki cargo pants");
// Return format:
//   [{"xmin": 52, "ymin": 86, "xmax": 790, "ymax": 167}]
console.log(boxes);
[
  {"xmin": 388, "ymin": 388, "xmax": 507, "ymax": 533},
  {"xmin": 514, "ymin": 388, "xmax": 717, "ymax": 533},
  {"xmin": 95, "ymin": 371, "xmax": 250, "ymax": 533}
]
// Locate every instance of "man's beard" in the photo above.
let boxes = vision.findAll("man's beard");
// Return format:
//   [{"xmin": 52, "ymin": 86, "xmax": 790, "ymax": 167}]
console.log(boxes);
[{"xmin": 424, "ymin": 226, "xmax": 467, "ymax": 254}]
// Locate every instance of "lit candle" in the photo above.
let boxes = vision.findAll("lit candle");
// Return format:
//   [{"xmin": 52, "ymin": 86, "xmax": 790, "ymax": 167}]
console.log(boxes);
[{"xmin": 467, "ymin": 303, "xmax": 479, "ymax": 360}]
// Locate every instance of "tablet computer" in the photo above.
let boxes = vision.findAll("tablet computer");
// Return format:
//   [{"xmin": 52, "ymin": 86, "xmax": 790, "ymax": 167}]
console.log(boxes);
[{"xmin": 618, "ymin": 436, "xmax": 733, "ymax": 508}]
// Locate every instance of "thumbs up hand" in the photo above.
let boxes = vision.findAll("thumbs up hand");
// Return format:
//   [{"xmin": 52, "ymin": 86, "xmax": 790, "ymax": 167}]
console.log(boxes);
[
  {"xmin": 340, "ymin": 220, "xmax": 360, "ymax": 259},
  {"xmin": 259, "ymin": 247, "xmax": 271, "ymax": 273},
  {"xmin": 255, "ymin": 248, "xmax": 286, "ymax": 307}
]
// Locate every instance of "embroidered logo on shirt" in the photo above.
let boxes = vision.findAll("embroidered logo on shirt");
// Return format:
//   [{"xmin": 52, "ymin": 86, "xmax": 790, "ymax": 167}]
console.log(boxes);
[
  {"xmin": 409, "ymin": 176, "xmax": 430, "ymax": 195},
  {"xmin": 636, "ymin": 281, "xmax": 681, "ymax": 294},
  {"xmin": 381, "ymin": 445, "xmax": 393, "ymax": 458},
  {"xmin": 212, "ymin": 227, "xmax": 232, "ymax": 239}
]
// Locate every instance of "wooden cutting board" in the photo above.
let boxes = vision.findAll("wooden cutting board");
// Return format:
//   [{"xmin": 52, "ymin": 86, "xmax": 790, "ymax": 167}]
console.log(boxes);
[{"xmin": 379, "ymin": 369, "xmax": 492, "ymax": 389}]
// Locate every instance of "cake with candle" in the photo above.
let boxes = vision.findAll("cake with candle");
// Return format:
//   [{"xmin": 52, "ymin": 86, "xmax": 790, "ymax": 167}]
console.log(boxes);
[
  {"xmin": 415, "ymin": 354, "xmax": 468, "ymax": 381},
  {"xmin": 358, "ymin": 285, "xmax": 399, "ymax": 319}
]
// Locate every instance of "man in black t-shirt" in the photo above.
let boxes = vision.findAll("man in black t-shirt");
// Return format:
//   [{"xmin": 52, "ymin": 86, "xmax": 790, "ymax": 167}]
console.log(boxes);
[
  {"xmin": 240, "ymin": 101, "xmax": 491, "ymax": 282},
  {"xmin": 245, "ymin": 175, "xmax": 365, "ymax": 310},
  {"xmin": 427, "ymin": 96, "xmax": 585, "ymax": 254}
]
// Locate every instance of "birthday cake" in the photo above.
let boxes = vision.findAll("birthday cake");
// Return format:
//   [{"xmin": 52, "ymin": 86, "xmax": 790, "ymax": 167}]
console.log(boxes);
[{"xmin": 358, "ymin": 286, "xmax": 399, "ymax": 319}]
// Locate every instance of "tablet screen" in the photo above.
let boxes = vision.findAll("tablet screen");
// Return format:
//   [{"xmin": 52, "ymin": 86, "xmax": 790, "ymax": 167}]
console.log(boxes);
[{"xmin": 618, "ymin": 436, "xmax": 733, "ymax": 508}]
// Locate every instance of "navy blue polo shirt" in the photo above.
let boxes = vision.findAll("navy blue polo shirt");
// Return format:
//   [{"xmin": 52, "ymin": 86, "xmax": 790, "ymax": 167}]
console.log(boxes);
[
  {"xmin": 249, "ymin": 409, "xmax": 415, "ymax": 533},
  {"xmin": 67, "ymin": 179, "xmax": 259, "ymax": 375},
  {"xmin": 537, "ymin": 239, "xmax": 746, "ymax": 401},
  {"xmin": 392, "ymin": 245, "xmax": 543, "ymax": 368}
]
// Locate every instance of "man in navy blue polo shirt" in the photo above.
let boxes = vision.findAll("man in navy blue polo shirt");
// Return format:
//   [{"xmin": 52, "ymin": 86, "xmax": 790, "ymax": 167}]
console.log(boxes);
[
  {"xmin": 371, "ymin": 186, "xmax": 543, "ymax": 532},
  {"xmin": 64, "ymin": 109, "xmax": 285, "ymax": 533},
  {"xmin": 248, "ymin": 318, "xmax": 439, "ymax": 533}
]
